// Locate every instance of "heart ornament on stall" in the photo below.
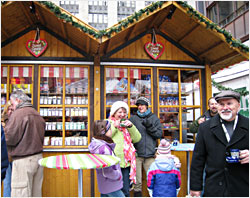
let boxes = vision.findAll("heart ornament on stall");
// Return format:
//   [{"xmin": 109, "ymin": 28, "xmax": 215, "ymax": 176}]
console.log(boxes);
[
  {"xmin": 144, "ymin": 42, "xmax": 165, "ymax": 60},
  {"xmin": 26, "ymin": 39, "xmax": 48, "ymax": 57}
]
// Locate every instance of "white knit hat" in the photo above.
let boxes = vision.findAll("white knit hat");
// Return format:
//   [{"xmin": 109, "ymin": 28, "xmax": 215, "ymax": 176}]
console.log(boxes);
[{"xmin": 110, "ymin": 101, "xmax": 129, "ymax": 117}]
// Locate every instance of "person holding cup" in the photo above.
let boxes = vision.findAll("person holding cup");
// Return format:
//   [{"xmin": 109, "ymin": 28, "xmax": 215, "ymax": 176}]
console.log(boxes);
[
  {"xmin": 190, "ymin": 90, "xmax": 249, "ymax": 197},
  {"xmin": 108, "ymin": 101, "xmax": 141, "ymax": 197}
]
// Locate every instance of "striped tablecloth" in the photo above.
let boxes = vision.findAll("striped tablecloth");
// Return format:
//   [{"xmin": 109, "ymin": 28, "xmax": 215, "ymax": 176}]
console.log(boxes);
[{"xmin": 39, "ymin": 154, "xmax": 120, "ymax": 170}]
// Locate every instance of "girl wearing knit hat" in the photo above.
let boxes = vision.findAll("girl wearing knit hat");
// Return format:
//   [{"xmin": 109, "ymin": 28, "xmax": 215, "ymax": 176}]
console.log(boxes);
[
  {"xmin": 147, "ymin": 139, "xmax": 181, "ymax": 197},
  {"xmin": 88, "ymin": 120, "xmax": 125, "ymax": 197},
  {"xmin": 108, "ymin": 101, "xmax": 141, "ymax": 197}
]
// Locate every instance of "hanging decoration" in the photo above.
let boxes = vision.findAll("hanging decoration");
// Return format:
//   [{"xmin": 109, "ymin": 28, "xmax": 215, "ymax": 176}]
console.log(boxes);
[
  {"xmin": 212, "ymin": 79, "xmax": 249, "ymax": 96},
  {"xmin": 26, "ymin": 27, "xmax": 48, "ymax": 57},
  {"xmin": 145, "ymin": 29, "xmax": 165, "ymax": 60}
]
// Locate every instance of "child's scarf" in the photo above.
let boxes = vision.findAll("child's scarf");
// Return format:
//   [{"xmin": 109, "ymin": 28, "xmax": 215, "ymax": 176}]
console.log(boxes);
[{"xmin": 110, "ymin": 117, "xmax": 137, "ymax": 184}]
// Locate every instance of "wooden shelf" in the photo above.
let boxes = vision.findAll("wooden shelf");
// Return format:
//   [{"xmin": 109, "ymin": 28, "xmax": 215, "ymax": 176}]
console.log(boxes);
[
  {"xmin": 106, "ymin": 92, "xmax": 128, "ymax": 95},
  {"xmin": 40, "ymin": 93, "xmax": 62, "ymax": 95}
]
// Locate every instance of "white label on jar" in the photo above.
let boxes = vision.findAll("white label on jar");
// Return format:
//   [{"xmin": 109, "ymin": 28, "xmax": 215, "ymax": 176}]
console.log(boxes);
[
  {"xmin": 40, "ymin": 96, "xmax": 44, "ymax": 104},
  {"xmin": 52, "ymin": 122, "xmax": 56, "ymax": 130},
  {"xmin": 79, "ymin": 108, "xmax": 83, "ymax": 116},
  {"xmin": 85, "ymin": 98, "xmax": 88, "ymax": 105},
  {"xmin": 75, "ymin": 108, "xmax": 79, "ymax": 116},
  {"xmin": 78, "ymin": 97, "xmax": 82, "ymax": 104},
  {"xmin": 73, "ymin": 97, "xmax": 77, "ymax": 104},
  {"xmin": 44, "ymin": 97, "xmax": 48, "ymax": 104},
  {"xmin": 70, "ymin": 122, "xmax": 74, "ymax": 130},
  {"xmin": 40, "ymin": 108, "xmax": 44, "ymax": 116},
  {"xmin": 44, "ymin": 108, "xmax": 48, "ymax": 116},
  {"xmin": 48, "ymin": 123, "xmax": 52, "ymax": 130},
  {"xmin": 52, "ymin": 109, "xmax": 56, "ymax": 116},
  {"xmin": 57, "ymin": 97, "xmax": 61, "ymax": 104},
  {"xmin": 66, "ymin": 108, "xmax": 70, "ymax": 116},
  {"xmin": 53, "ymin": 97, "xmax": 57, "ymax": 104},
  {"xmin": 66, "ymin": 122, "xmax": 69, "ymax": 130},
  {"xmin": 74, "ymin": 122, "xmax": 77, "ymax": 129},
  {"xmin": 48, "ymin": 97, "xmax": 52, "ymax": 104},
  {"xmin": 81, "ymin": 97, "xmax": 85, "ymax": 105},
  {"xmin": 48, "ymin": 109, "xmax": 52, "ymax": 116},
  {"xmin": 77, "ymin": 122, "xmax": 81, "ymax": 130},
  {"xmin": 59, "ymin": 109, "xmax": 62, "ymax": 116}
]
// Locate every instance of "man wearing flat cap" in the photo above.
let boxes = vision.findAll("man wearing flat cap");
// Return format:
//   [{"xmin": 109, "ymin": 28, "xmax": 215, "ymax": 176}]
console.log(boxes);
[
  {"xmin": 190, "ymin": 90, "xmax": 249, "ymax": 197},
  {"xmin": 130, "ymin": 97, "xmax": 162, "ymax": 197}
]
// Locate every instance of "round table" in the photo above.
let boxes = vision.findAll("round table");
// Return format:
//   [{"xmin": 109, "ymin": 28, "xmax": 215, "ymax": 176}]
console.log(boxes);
[{"xmin": 39, "ymin": 153, "xmax": 120, "ymax": 197}]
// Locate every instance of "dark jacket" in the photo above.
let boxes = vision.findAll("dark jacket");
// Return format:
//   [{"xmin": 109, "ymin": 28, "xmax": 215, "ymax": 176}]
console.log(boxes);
[
  {"xmin": 130, "ymin": 112, "xmax": 162, "ymax": 158},
  {"xmin": 1, "ymin": 125, "xmax": 9, "ymax": 181},
  {"xmin": 190, "ymin": 114, "xmax": 249, "ymax": 197},
  {"xmin": 189, "ymin": 110, "xmax": 213, "ymax": 133},
  {"xmin": 4, "ymin": 106, "xmax": 45, "ymax": 160}
]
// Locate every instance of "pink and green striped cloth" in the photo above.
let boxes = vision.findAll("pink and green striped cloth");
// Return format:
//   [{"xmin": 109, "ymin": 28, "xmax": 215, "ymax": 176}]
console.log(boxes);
[{"xmin": 39, "ymin": 154, "xmax": 120, "ymax": 170}]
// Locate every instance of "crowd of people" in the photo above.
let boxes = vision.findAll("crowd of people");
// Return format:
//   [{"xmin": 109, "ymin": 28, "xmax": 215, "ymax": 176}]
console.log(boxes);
[{"xmin": 1, "ymin": 90, "xmax": 249, "ymax": 197}]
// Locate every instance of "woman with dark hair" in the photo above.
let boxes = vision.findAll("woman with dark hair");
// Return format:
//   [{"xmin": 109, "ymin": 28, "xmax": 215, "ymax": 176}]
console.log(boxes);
[{"xmin": 88, "ymin": 120, "xmax": 125, "ymax": 197}]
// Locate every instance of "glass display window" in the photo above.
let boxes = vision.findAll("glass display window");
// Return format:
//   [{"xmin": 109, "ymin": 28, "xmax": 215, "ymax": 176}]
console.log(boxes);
[
  {"xmin": 160, "ymin": 108, "xmax": 179, "ymax": 141},
  {"xmin": 181, "ymin": 70, "xmax": 201, "ymax": 106},
  {"xmin": 39, "ymin": 65, "xmax": 89, "ymax": 148},
  {"xmin": 9, "ymin": 66, "xmax": 33, "ymax": 101},
  {"xmin": 158, "ymin": 68, "xmax": 202, "ymax": 143},
  {"xmin": 105, "ymin": 67, "xmax": 153, "ymax": 118}
]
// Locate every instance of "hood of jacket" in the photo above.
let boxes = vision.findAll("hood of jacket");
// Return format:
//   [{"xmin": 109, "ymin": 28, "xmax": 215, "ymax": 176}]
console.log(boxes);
[
  {"xmin": 88, "ymin": 138, "xmax": 116, "ymax": 154},
  {"xmin": 155, "ymin": 155, "xmax": 175, "ymax": 171}
]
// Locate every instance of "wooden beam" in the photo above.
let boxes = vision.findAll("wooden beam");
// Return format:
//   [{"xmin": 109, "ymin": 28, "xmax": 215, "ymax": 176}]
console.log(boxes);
[
  {"xmin": 125, "ymin": 25, "xmax": 136, "ymax": 41},
  {"xmin": 20, "ymin": 2, "xmax": 35, "ymax": 25},
  {"xmin": 178, "ymin": 24, "xmax": 200, "ymax": 43},
  {"xmin": 197, "ymin": 41, "xmax": 224, "ymax": 57},
  {"xmin": 35, "ymin": 2, "xmax": 47, "ymax": 26},
  {"xmin": 60, "ymin": 22, "xmax": 67, "ymax": 40},
  {"xmin": 211, "ymin": 51, "xmax": 238, "ymax": 65},
  {"xmin": 205, "ymin": 64, "xmax": 212, "ymax": 105},
  {"xmin": 157, "ymin": 30, "xmax": 203, "ymax": 64},
  {"xmin": 1, "ymin": 28, "xmax": 9, "ymax": 38}
]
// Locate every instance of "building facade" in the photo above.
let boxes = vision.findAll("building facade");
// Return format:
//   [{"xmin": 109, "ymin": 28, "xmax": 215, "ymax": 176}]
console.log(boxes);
[
  {"xmin": 53, "ymin": 1, "xmax": 155, "ymax": 30},
  {"xmin": 195, "ymin": 1, "xmax": 249, "ymax": 117}
]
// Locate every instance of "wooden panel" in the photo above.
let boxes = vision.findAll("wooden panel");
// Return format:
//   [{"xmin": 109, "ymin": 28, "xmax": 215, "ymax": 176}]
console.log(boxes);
[
  {"xmin": 1, "ymin": 30, "xmax": 84, "ymax": 58},
  {"xmin": 110, "ymin": 34, "xmax": 194, "ymax": 61}
]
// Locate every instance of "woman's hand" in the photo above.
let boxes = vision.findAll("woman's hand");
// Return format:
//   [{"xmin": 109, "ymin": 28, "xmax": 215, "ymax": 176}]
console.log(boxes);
[{"xmin": 121, "ymin": 119, "xmax": 133, "ymax": 128}]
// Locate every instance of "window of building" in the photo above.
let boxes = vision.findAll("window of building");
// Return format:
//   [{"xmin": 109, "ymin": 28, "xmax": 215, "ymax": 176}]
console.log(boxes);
[{"xmin": 207, "ymin": 1, "xmax": 249, "ymax": 27}]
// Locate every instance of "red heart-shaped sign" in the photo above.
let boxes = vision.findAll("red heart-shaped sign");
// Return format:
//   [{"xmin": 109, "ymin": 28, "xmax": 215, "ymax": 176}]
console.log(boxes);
[
  {"xmin": 145, "ymin": 42, "xmax": 165, "ymax": 60},
  {"xmin": 26, "ymin": 39, "xmax": 48, "ymax": 57}
]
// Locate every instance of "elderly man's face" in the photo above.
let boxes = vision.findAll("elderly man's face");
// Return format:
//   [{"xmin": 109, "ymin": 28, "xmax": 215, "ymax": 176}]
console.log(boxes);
[
  {"xmin": 217, "ymin": 98, "xmax": 240, "ymax": 121},
  {"xmin": 10, "ymin": 97, "xmax": 20, "ymax": 111}
]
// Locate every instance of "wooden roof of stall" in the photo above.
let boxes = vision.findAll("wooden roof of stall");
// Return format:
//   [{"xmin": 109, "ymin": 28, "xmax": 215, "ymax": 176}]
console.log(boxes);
[{"xmin": 1, "ymin": 1, "xmax": 249, "ymax": 72}]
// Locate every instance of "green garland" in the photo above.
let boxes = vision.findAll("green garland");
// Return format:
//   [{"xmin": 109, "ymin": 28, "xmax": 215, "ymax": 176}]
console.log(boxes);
[
  {"xmin": 177, "ymin": 1, "xmax": 249, "ymax": 53},
  {"xmin": 39, "ymin": 1, "xmax": 164, "ymax": 38},
  {"xmin": 36, "ymin": 1, "xmax": 249, "ymax": 53},
  {"xmin": 212, "ymin": 79, "xmax": 249, "ymax": 96}
]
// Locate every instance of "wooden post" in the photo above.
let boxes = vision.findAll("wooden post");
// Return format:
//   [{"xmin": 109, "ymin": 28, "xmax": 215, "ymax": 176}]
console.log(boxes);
[
  {"xmin": 205, "ymin": 63, "xmax": 212, "ymax": 109},
  {"xmin": 94, "ymin": 56, "xmax": 101, "ymax": 121}
]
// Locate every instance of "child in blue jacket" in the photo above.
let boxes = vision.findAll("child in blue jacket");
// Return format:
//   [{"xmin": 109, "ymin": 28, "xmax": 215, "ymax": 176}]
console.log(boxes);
[
  {"xmin": 147, "ymin": 139, "xmax": 181, "ymax": 197},
  {"xmin": 88, "ymin": 120, "xmax": 125, "ymax": 197}
]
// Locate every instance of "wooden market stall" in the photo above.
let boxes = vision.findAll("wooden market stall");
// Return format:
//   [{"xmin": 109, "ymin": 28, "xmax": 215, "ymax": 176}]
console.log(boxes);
[{"xmin": 1, "ymin": 1, "xmax": 248, "ymax": 197}]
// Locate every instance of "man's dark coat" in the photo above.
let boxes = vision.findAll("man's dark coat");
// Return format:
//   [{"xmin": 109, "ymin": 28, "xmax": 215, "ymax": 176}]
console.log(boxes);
[{"xmin": 190, "ymin": 114, "xmax": 249, "ymax": 197}]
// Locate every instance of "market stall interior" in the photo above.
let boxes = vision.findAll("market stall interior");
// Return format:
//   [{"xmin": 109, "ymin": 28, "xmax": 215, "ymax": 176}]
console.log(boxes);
[{"xmin": 1, "ymin": 1, "xmax": 248, "ymax": 197}]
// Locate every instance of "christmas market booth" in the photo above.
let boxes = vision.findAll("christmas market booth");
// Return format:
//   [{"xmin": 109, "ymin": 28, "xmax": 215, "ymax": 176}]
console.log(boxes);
[{"xmin": 1, "ymin": 1, "xmax": 249, "ymax": 197}]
